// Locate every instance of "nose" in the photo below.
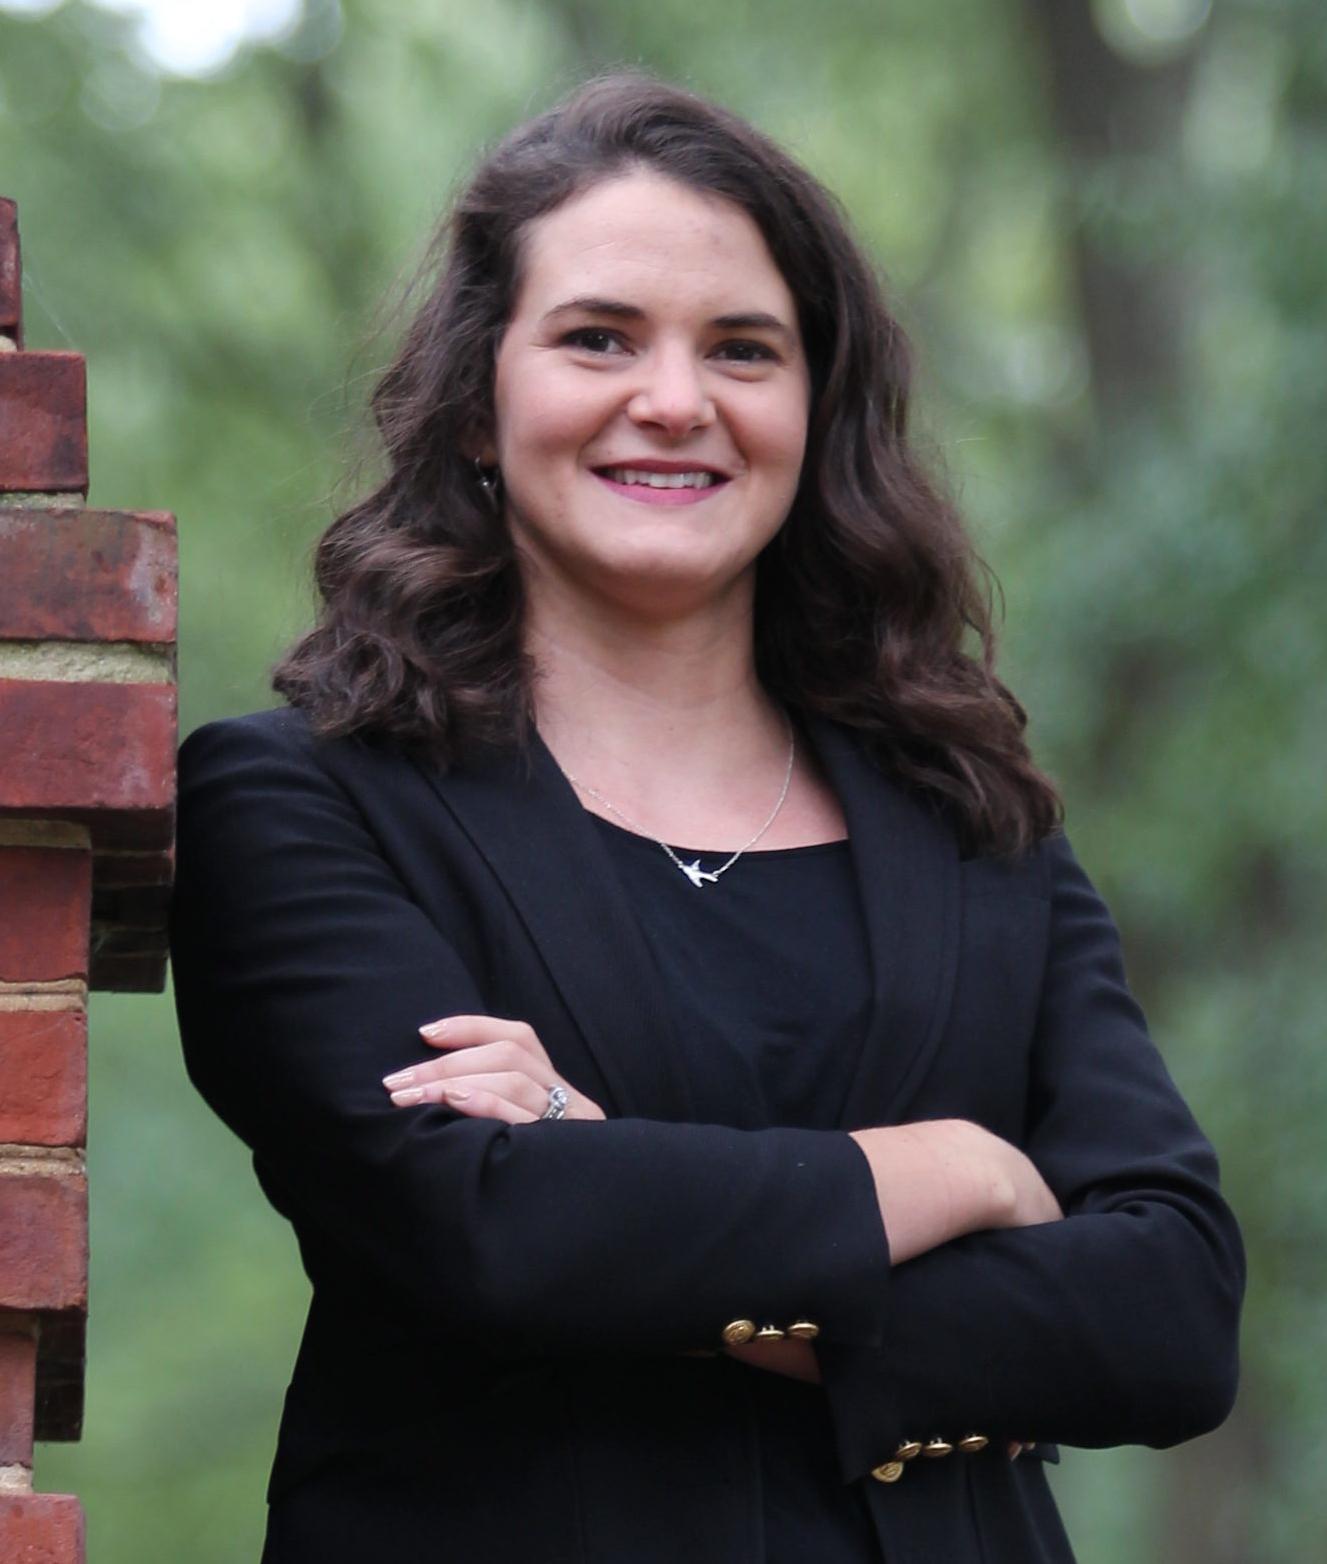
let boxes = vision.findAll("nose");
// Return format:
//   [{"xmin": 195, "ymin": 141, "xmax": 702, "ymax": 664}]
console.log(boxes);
[{"xmin": 627, "ymin": 343, "xmax": 715, "ymax": 438}]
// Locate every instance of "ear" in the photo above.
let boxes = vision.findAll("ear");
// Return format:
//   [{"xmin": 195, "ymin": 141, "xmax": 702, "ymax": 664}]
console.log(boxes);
[{"xmin": 458, "ymin": 419, "xmax": 498, "ymax": 468}]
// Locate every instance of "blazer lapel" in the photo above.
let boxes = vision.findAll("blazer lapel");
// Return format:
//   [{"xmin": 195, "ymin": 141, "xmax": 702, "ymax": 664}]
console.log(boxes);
[
  {"xmin": 416, "ymin": 735, "xmax": 696, "ymax": 1124},
  {"xmin": 803, "ymin": 716, "xmax": 962, "ymax": 1128},
  {"xmin": 417, "ymin": 716, "xmax": 958, "ymax": 1131}
]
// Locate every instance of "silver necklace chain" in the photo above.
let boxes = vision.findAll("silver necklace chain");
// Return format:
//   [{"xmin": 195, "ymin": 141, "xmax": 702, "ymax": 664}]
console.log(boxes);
[{"xmin": 560, "ymin": 714, "xmax": 797, "ymax": 888}]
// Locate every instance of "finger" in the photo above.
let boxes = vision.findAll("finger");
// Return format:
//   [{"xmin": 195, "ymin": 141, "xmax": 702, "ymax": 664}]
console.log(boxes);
[
  {"xmin": 384, "ymin": 1039, "xmax": 546, "ymax": 1092},
  {"xmin": 417, "ymin": 1015, "xmax": 547, "ymax": 1063},
  {"xmin": 390, "ymin": 1070, "xmax": 549, "ymax": 1119},
  {"xmin": 418, "ymin": 1084, "xmax": 539, "ymax": 1126},
  {"xmin": 386, "ymin": 1068, "xmax": 605, "ymax": 1122}
]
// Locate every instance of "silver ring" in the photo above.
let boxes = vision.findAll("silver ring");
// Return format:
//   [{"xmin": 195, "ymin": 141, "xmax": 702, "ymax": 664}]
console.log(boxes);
[{"xmin": 540, "ymin": 1083, "xmax": 569, "ymax": 1121}]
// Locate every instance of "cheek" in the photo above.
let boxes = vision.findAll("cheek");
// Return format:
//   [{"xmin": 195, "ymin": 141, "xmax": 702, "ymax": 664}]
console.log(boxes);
[
  {"xmin": 741, "ymin": 370, "xmax": 810, "ymax": 471},
  {"xmin": 496, "ymin": 388, "xmax": 564, "ymax": 462},
  {"xmin": 746, "ymin": 402, "xmax": 809, "ymax": 485},
  {"xmin": 495, "ymin": 361, "xmax": 603, "ymax": 471}
]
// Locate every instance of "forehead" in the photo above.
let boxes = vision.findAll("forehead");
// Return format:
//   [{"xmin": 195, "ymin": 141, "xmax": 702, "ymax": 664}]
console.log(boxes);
[{"xmin": 511, "ymin": 171, "xmax": 796, "ymax": 319}]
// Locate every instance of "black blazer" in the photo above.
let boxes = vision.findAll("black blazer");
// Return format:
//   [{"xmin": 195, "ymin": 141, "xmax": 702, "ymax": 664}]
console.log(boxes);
[{"xmin": 169, "ymin": 706, "xmax": 1243, "ymax": 1564}]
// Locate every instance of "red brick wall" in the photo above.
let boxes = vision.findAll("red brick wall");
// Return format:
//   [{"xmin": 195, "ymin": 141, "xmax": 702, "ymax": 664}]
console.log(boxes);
[{"xmin": 0, "ymin": 195, "xmax": 177, "ymax": 1564}]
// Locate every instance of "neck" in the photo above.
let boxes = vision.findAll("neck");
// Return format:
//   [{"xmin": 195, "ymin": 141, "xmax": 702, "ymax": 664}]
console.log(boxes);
[{"xmin": 523, "ymin": 576, "xmax": 787, "ymax": 801}]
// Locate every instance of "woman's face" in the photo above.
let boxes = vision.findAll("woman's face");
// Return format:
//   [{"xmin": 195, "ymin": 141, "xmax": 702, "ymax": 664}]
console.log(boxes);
[{"xmin": 486, "ymin": 170, "xmax": 811, "ymax": 621}]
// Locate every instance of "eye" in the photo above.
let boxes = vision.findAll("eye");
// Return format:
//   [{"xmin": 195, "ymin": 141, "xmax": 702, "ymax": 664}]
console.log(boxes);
[
  {"xmin": 714, "ymin": 340, "xmax": 779, "ymax": 365},
  {"xmin": 561, "ymin": 327, "xmax": 627, "ymax": 355}
]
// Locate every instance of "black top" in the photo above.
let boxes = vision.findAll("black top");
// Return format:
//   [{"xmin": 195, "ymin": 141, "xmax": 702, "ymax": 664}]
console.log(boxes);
[
  {"xmin": 171, "ymin": 708, "xmax": 1243, "ymax": 1564},
  {"xmin": 591, "ymin": 813, "xmax": 883, "ymax": 1560}
]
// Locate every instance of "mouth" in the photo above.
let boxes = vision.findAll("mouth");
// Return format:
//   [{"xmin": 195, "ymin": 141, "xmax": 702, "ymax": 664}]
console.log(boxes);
[{"xmin": 590, "ymin": 464, "xmax": 733, "ymax": 506}]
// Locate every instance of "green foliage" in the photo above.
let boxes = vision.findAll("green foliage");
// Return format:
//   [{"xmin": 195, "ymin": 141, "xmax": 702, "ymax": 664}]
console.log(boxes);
[{"xmin": 4, "ymin": 0, "xmax": 1322, "ymax": 1557}]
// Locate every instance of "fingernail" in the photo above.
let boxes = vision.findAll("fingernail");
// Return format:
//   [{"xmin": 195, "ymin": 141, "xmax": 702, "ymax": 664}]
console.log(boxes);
[
  {"xmin": 390, "ymin": 1087, "xmax": 424, "ymax": 1105},
  {"xmin": 382, "ymin": 1069, "xmax": 415, "ymax": 1088},
  {"xmin": 442, "ymin": 1086, "xmax": 470, "ymax": 1101},
  {"xmin": 420, "ymin": 1020, "xmax": 448, "ymax": 1040}
]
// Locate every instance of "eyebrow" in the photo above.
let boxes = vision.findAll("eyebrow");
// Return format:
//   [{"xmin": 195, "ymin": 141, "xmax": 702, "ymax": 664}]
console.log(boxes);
[{"xmin": 540, "ymin": 296, "xmax": 796, "ymax": 345}]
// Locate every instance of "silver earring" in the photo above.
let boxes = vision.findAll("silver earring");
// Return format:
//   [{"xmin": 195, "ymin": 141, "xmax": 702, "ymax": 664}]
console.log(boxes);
[{"xmin": 474, "ymin": 457, "xmax": 501, "ymax": 512}]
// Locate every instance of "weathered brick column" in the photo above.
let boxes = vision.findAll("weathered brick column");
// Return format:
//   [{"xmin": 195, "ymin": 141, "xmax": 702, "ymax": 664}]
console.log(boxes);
[{"xmin": 0, "ymin": 196, "xmax": 177, "ymax": 1563}]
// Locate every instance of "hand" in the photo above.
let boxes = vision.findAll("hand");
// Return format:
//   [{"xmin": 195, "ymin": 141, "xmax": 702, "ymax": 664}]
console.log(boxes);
[
  {"xmin": 986, "ymin": 1136, "xmax": 1063, "ymax": 1231},
  {"xmin": 721, "ymin": 1336, "xmax": 822, "ymax": 1384},
  {"xmin": 382, "ymin": 1014, "xmax": 607, "ymax": 1124},
  {"xmin": 848, "ymin": 1119, "xmax": 1062, "ymax": 1267}
]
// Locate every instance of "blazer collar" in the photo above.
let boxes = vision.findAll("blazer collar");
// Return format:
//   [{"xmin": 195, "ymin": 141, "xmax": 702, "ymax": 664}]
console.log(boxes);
[
  {"xmin": 417, "ymin": 734, "xmax": 696, "ymax": 1122},
  {"xmin": 420, "ymin": 716, "xmax": 960, "ymax": 1128}
]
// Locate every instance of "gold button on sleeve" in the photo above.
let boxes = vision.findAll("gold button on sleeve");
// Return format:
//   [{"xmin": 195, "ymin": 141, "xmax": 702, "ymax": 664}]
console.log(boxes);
[
  {"xmin": 753, "ymin": 1324, "xmax": 786, "ymax": 1342},
  {"xmin": 720, "ymin": 1319, "xmax": 756, "ymax": 1347},
  {"xmin": 870, "ymin": 1460, "xmax": 906, "ymax": 1484},
  {"xmin": 957, "ymin": 1434, "xmax": 989, "ymax": 1454},
  {"xmin": 893, "ymin": 1439, "xmax": 923, "ymax": 1461},
  {"xmin": 786, "ymin": 1320, "xmax": 820, "ymax": 1341},
  {"xmin": 922, "ymin": 1438, "xmax": 954, "ymax": 1458}
]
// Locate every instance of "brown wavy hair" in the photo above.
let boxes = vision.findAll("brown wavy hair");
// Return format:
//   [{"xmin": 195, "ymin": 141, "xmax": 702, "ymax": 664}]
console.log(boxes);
[{"xmin": 273, "ymin": 71, "xmax": 1061, "ymax": 855}]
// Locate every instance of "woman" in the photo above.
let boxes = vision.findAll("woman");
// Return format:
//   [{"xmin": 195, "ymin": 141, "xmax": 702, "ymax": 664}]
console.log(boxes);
[{"xmin": 170, "ymin": 73, "xmax": 1244, "ymax": 1563}]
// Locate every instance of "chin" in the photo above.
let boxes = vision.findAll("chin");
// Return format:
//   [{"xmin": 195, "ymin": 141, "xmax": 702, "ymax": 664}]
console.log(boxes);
[
  {"xmin": 516, "ymin": 524, "xmax": 765, "ymax": 618},
  {"xmin": 591, "ymin": 557, "xmax": 756, "ymax": 620}
]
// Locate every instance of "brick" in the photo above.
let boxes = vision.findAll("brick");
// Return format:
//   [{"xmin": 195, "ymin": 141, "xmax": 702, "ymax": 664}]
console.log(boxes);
[
  {"xmin": 89, "ymin": 919, "xmax": 167, "ymax": 958},
  {"xmin": 33, "ymin": 1313, "xmax": 83, "ymax": 1444},
  {"xmin": 0, "ymin": 198, "xmax": 19, "ymax": 345},
  {"xmin": 91, "ymin": 848, "xmax": 174, "ymax": 888},
  {"xmin": 0, "ymin": 509, "xmax": 177, "ymax": 643},
  {"xmin": 0, "ymin": 1168, "xmax": 86, "ymax": 1312},
  {"xmin": 0, "ymin": 848, "xmax": 91, "ymax": 984},
  {"xmin": 0, "ymin": 1010, "xmax": 86, "ymax": 1146},
  {"xmin": 0, "ymin": 1327, "xmax": 37, "ymax": 1466},
  {"xmin": 0, "ymin": 353, "xmax": 86, "ymax": 493},
  {"xmin": 89, "ymin": 907, "xmax": 168, "ymax": 991},
  {"xmin": 0, "ymin": 680, "xmax": 175, "ymax": 848},
  {"xmin": 0, "ymin": 1493, "xmax": 85, "ymax": 1564},
  {"xmin": 91, "ymin": 877, "xmax": 170, "ymax": 928},
  {"xmin": 89, "ymin": 951, "xmax": 167, "ymax": 994},
  {"xmin": 91, "ymin": 852, "xmax": 173, "ymax": 993}
]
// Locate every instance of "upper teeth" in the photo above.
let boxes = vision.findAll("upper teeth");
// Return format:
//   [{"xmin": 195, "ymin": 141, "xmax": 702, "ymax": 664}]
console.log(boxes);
[{"xmin": 603, "ymin": 468, "xmax": 718, "ymax": 489}]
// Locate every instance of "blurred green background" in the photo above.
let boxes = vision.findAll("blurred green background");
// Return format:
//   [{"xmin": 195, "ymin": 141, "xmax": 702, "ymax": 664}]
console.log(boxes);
[{"xmin": 3, "ymin": 0, "xmax": 1324, "ymax": 1558}]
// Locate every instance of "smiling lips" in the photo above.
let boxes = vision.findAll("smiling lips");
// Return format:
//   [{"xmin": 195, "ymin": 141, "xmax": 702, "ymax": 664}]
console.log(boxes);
[{"xmin": 592, "ymin": 464, "xmax": 732, "ymax": 507}]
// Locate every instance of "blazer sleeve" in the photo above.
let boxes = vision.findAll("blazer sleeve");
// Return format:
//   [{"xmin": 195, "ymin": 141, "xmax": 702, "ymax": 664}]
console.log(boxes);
[
  {"xmin": 169, "ymin": 712, "xmax": 892, "ymax": 1359},
  {"xmin": 815, "ymin": 831, "xmax": 1245, "ymax": 1481}
]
